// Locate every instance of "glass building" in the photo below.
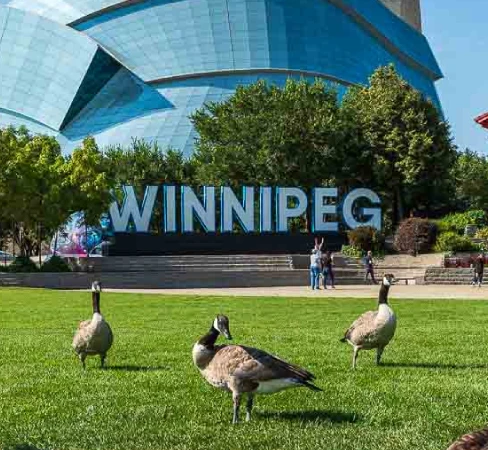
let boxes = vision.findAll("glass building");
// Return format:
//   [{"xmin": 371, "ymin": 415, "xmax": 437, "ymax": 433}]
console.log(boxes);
[{"xmin": 0, "ymin": 0, "xmax": 442, "ymax": 156}]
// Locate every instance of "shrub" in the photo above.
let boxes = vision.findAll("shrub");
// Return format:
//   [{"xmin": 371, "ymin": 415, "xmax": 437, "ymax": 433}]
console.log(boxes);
[
  {"xmin": 40, "ymin": 255, "xmax": 71, "ymax": 272},
  {"xmin": 436, "ymin": 210, "xmax": 488, "ymax": 234},
  {"xmin": 8, "ymin": 256, "xmax": 39, "ymax": 272},
  {"xmin": 393, "ymin": 218, "xmax": 437, "ymax": 255},
  {"xmin": 434, "ymin": 232, "xmax": 480, "ymax": 253},
  {"xmin": 341, "ymin": 245, "xmax": 364, "ymax": 258},
  {"xmin": 347, "ymin": 226, "xmax": 385, "ymax": 253},
  {"xmin": 475, "ymin": 227, "xmax": 488, "ymax": 240}
]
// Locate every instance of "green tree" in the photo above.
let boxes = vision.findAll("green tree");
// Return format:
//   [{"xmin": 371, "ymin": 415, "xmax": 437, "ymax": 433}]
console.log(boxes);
[
  {"xmin": 0, "ymin": 127, "xmax": 71, "ymax": 258},
  {"xmin": 342, "ymin": 65, "xmax": 457, "ymax": 226},
  {"xmin": 66, "ymin": 137, "xmax": 113, "ymax": 227},
  {"xmin": 104, "ymin": 139, "xmax": 195, "ymax": 232},
  {"xmin": 191, "ymin": 78, "xmax": 366, "ymax": 189},
  {"xmin": 191, "ymin": 78, "xmax": 370, "ymax": 231},
  {"xmin": 453, "ymin": 149, "xmax": 488, "ymax": 211},
  {"xmin": 0, "ymin": 129, "xmax": 114, "ymax": 261},
  {"xmin": 104, "ymin": 139, "xmax": 194, "ymax": 186}
]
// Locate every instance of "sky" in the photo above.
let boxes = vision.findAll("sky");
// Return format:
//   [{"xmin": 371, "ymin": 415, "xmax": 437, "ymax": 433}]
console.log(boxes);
[{"xmin": 422, "ymin": 0, "xmax": 488, "ymax": 153}]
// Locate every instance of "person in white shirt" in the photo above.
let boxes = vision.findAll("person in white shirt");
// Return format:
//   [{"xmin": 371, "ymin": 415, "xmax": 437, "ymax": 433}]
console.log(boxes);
[
  {"xmin": 310, "ymin": 248, "xmax": 321, "ymax": 290},
  {"xmin": 314, "ymin": 237, "xmax": 325, "ymax": 259}
]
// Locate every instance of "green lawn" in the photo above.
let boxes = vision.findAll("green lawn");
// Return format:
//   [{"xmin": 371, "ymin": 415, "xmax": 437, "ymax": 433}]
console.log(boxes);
[{"xmin": 1, "ymin": 289, "xmax": 488, "ymax": 450}]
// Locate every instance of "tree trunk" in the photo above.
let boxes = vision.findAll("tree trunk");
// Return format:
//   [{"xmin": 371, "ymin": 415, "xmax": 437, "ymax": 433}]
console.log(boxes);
[
  {"xmin": 38, "ymin": 222, "xmax": 42, "ymax": 268},
  {"xmin": 395, "ymin": 186, "xmax": 404, "ymax": 225},
  {"xmin": 53, "ymin": 231, "xmax": 59, "ymax": 256},
  {"xmin": 85, "ymin": 211, "xmax": 89, "ymax": 260}
]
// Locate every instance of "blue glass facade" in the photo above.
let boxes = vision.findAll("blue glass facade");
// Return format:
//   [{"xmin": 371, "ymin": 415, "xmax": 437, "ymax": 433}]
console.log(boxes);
[{"xmin": 0, "ymin": 0, "xmax": 442, "ymax": 155}]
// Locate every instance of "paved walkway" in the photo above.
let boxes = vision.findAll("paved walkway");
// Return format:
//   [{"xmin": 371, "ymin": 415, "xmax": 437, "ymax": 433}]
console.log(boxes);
[{"xmin": 103, "ymin": 285, "xmax": 488, "ymax": 299}]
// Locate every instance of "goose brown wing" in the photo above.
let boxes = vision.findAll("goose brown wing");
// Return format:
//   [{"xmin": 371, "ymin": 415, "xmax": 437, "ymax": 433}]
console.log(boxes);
[
  {"xmin": 231, "ymin": 345, "xmax": 316, "ymax": 383},
  {"xmin": 343, "ymin": 311, "xmax": 377, "ymax": 341},
  {"xmin": 447, "ymin": 429, "xmax": 488, "ymax": 450},
  {"xmin": 72, "ymin": 320, "xmax": 91, "ymax": 352}
]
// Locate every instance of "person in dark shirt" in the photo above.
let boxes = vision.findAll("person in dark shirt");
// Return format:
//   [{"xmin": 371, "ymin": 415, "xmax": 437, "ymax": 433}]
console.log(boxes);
[
  {"xmin": 472, "ymin": 253, "xmax": 485, "ymax": 288},
  {"xmin": 364, "ymin": 250, "xmax": 378, "ymax": 284},
  {"xmin": 321, "ymin": 251, "xmax": 335, "ymax": 289}
]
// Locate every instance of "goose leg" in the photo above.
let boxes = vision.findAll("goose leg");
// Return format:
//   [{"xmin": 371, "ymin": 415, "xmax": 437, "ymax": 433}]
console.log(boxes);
[
  {"xmin": 376, "ymin": 347, "xmax": 384, "ymax": 366},
  {"xmin": 246, "ymin": 394, "xmax": 254, "ymax": 422},
  {"xmin": 79, "ymin": 353, "xmax": 87, "ymax": 370},
  {"xmin": 100, "ymin": 354, "xmax": 106, "ymax": 369},
  {"xmin": 352, "ymin": 347, "xmax": 359, "ymax": 369},
  {"xmin": 232, "ymin": 392, "xmax": 241, "ymax": 424}
]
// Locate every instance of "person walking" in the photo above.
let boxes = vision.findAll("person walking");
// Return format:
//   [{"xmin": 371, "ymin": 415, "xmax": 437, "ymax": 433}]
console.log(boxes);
[
  {"xmin": 322, "ymin": 251, "xmax": 335, "ymax": 289},
  {"xmin": 472, "ymin": 253, "xmax": 485, "ymax": 288},
  {"xmin": 364, "ymin": 250, "xmax": 378, "ymax": 284},
  {"xmin": 310, "ymin": 248, "xmax": 321, "ymax": 290}
]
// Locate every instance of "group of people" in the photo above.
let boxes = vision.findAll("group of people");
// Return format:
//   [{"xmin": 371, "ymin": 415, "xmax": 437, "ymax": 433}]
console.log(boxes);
[
  {"xmin": 310, "ymin": 240, "xmax": 486, "ymax": 289},
  {"xmin": 309, "ymin": 238, "xmax": 335, "ymax": 290},
  {"xmin": 309, "ymin": 238, "xmax": 378, "ymax": 289}
]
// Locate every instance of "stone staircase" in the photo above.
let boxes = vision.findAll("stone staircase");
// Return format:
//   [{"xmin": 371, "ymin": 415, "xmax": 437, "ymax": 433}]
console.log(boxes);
[
  {"xmin": 82, "ymin": 255, "xmax": 294, "ymax": 272},
  {"xmin": 0, "ymin": 253, "xmax": 449, "ymax": 289},
  {"xmin": 425, "ymin": 268, "xmax": 478, "ymax": 285},
  {"xmin": 373, "ymin": 254, "xmax": 443, "ymax": 283}
]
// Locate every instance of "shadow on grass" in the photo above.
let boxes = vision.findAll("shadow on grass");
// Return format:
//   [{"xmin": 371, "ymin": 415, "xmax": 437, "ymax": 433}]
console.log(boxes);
[
  {"xmin": 256, "ymin": 409, "xmax": 360, "ymax": 423},
  {"xmin": 105, "ymin": 365, "xmax": 169, "ymax": 372},
  {"xmin": 382, "ymin": 362, "xmax": 488, "ymax": 370},
  {"xmin": 3, "ymin": 445, "xmax": 44, "ymax": 450}
]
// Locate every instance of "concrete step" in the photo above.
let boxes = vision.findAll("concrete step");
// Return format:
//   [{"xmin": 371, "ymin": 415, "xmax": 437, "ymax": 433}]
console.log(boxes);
[
  {"xmin": 0, "ymin": 270, "xmax": 367, "ymax": 289},
  {"xmin": 425, "ymin": 268, "xmax": 481, "ymax": 285},
  {"xmin": 75, "ymin": 255, "xmax": 294, "ymax": 273}
]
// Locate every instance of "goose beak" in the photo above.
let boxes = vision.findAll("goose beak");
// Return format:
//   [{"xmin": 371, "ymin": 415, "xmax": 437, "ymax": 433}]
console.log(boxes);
[{"xmin": 223, "ymin": 330, "xmax": 232, "ymax": 340}]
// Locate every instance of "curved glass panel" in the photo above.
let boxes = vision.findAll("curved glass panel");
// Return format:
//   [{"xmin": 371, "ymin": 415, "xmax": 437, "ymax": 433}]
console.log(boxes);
[
  {"xmin": 0, "ymin": 6, "xmax": 98, "ymax": 129},
  {"xmin": 0, "ymin": 0, "xmax": 443, "ymax": 156},
  {"xmin": 73, "ymin": 0, "xmax": 441, "ymax": 85}
]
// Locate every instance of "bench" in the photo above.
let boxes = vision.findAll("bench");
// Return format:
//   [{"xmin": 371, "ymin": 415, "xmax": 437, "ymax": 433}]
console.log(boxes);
[{"xmin": 395, "ymin": 277, "xmax": 416, "ymax": 285}]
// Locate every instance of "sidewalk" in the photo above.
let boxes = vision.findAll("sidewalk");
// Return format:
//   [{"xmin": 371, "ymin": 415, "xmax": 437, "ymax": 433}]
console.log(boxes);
[{"xmin": 103, "ymin": 285, "xmax": 488, "ymax": 299}]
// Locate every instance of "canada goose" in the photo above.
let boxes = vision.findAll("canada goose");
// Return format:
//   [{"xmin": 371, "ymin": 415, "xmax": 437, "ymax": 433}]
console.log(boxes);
[
  {"xmin": 446, "ymin": 428, "xmax": 488, "ymax": 449},
  {"xmin": 340, "ymin": 274, "xmax": 397, "ymax": 369},
  {"xmin": 72, "ymin": 281, "xmax": 113, "ymax": 369},
  {"xmin": 192, "ymin": 314, "xmax": 321, "ymax": 424}
]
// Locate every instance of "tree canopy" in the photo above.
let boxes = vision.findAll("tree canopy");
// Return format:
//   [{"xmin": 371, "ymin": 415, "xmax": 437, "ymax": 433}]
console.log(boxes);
[
  {"xmin": 342, "ymin": 66, "xmax": 457, "ymax": 225},
  {"xmin": 191, "ymin": 78, "xmax": 368, "ymax": 190},
  {"xmin": 453, "ymin": 149, "xmax": 488, "ymax": 211},
  {"xmin": 0, "ymin": 129, "xmax": 112, "ymax": 257},
  {"xmin": 191, "ymin": 67, "xmax": 457, "ymax": 229}
]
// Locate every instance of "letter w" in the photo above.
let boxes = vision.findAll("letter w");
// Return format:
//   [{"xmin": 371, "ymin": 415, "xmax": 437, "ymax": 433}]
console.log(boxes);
[{"xmin": 109, "ymin": 186, "xmax": 158, "ymax": 232}]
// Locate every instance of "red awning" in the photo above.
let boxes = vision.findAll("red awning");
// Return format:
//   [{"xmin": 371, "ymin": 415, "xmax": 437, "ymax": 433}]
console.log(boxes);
[{"xmin": 475, "ymin": 112, "xmax": 488, "ymax": 129}]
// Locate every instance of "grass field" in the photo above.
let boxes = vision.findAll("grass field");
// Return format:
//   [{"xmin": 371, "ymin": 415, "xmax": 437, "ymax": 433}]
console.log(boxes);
[{"xmin": 1, "ymin": 289, "xmax": 488, "ymax": 450}]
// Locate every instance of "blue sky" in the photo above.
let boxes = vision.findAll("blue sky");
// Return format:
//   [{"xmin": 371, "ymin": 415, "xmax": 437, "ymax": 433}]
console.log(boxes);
[{"xmin": 423, "ymin": 0, "xmax": 488, "ymax": 152}]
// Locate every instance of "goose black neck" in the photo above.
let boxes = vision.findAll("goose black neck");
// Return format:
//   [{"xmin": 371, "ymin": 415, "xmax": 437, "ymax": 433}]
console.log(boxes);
[
  {"xmin": 198, "ymin": 326, "xmax": 219, "ymax": 349},
  {"xmin": 92, "ymin": 292, "xmax": 101, "ymax": 314},
  {"xmin": 378, "ymin": 284, "xmax": 390, "ymax": 305}
]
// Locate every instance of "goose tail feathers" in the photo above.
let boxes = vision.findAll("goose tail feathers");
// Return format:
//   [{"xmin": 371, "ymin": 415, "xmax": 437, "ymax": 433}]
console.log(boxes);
[{"xmin": 301, "ymin": 380, "xmax": 323, "ymax": 392}]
